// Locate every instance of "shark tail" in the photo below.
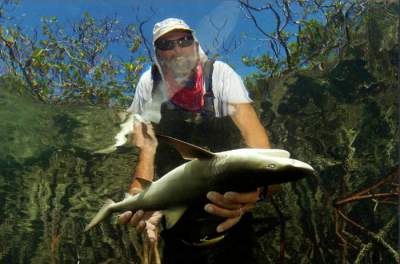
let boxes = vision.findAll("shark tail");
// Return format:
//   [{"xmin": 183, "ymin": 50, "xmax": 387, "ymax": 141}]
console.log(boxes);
[{"xmin": 84, "ymin": 199, "xmax": 115, "ymax": 232}]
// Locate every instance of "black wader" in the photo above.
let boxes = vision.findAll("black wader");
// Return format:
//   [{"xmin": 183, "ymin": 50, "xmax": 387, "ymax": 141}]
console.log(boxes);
[{"xmin": 152, "ymin": 67, "xmax": 262, "ymax": 263}]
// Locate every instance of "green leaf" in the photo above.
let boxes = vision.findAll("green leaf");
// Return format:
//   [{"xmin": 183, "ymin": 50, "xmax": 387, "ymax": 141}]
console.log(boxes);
[{"xmin": 32, "ymin": 49, "xmax": 44, "ymax": 58}]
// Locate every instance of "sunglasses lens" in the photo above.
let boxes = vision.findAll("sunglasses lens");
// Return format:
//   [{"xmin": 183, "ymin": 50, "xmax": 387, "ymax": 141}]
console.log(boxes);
[
  {"xmin": 178, "ymin": 36, "xmax": 194, "ymax": 47},
  {"xmin": 156, "ymin": 36, "xmax": 194, "ymax": 51},
  {"xmin": 155, "ymin": 39, "xmax": 174, "ymax": 51}
]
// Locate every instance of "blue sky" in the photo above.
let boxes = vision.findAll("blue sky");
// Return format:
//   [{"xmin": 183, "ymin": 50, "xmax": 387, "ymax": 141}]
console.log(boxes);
[{"xmin": 7, "ymin": 0, "xmax": 281, "ymax": 77}]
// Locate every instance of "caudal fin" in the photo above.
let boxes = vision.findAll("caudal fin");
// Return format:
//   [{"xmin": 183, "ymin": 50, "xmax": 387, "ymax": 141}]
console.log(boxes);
[{"xmin": 84, "ymin": 199, "xmax": 115, "ymax": 232}]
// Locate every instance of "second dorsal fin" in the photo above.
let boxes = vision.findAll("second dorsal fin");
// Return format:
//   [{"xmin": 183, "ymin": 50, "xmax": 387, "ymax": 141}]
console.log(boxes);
[{"xmin": 156, "ymin": 134, "xmax": 216, "ymax": 160}]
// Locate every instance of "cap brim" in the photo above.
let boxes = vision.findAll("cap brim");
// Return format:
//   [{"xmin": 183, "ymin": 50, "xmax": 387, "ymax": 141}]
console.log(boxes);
[{"xmin": 154, "ymin": 27, "xmax": 194, "ymax": 43}]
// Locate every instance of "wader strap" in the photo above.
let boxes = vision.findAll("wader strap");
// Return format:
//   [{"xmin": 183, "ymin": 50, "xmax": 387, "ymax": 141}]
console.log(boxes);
[{"xmin": 203, "ymin": 58, "xmax": 215, "ymax": 94}]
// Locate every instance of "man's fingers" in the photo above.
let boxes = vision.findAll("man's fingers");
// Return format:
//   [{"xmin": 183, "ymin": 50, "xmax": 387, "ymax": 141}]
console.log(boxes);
[
  {"xmin": 117, "ymin": 210, "xmax": 161, "ymax": 242},
  {"xmin": 144, "ymin": 211, "xmax": 162, "ymax": 242},
  {"xmin": 145, "ymin": 222, "xmax": 156, "ymax": 231},
  {"xmin": 213, "ymin": 203, "xmax": 255, "ymax": 233},
  {"xmin": 216, "ymin": 216, "xmax": 241, "ymax": 233},
  {"xmin": 204, "ymin": 203, "xmax": 242, "ymax": 218},
  {"xmin": 133, "ymin": 122, "xmax": 158, "ymax": 150},
  {"xmin": 136, "ymin": 220, "xmax": 146, "ymax": 233},
  {"xmin": 147, "ymin": 211, "xmax": 163, "ymax": 225},
  {"xmin": 205, "ymin": 191, "xmax": 259, "ymax": 233},
  {"xmin": 223, "ymin": 190, "xmax": 259, "ymax": 204},
  {"xmin": 128, "ymin": 210, "xmax": 144, "ymax": 227},
  {"xmin": 133, "ymin": 122, "xmax": 142, "ymax": 133},
  {"xmin": 117, "ymin": 211, "xmax": 133, "ymax": 225},
  {"xmin": 241, "ymin": 202, "xmax": 256, "ymax": 213},
  {"xmin": 206, "ymin": 191, "xmax": 242, "ymax": 210},
  {"xmin": 144, "ymin": 123, "xmax": 156, "ymax": 140},
  {"xmin": 205, "ymin": 202, "xmax": 255, "ymax": 219},
  {"xmin": 146, "ymin": 229, "xmax": 158, "ymax": 242},
  {"xmin": 133, "ymin": 123, "xmax": 144, "ymax": 146}
]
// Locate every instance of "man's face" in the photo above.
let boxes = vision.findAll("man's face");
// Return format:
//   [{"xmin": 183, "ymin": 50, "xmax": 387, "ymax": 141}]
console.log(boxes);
[{"xmin": 155, "ymin": 30, "xmax": 199, "ymax": 85}]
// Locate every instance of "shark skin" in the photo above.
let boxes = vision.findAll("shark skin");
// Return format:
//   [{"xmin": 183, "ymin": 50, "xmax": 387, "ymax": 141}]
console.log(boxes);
[{"xmin": 84, "ymin": 135, "xmax": 314, "ymax": 232}]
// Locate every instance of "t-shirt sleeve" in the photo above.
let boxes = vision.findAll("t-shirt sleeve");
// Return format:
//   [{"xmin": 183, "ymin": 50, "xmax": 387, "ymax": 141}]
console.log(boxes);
[
  {"xmin": 126, "ymin": 69, "xmax": 153, "ymax": 114},
  {"xmin": 211, "ymin": 61, "xmax": 252, "ymax": 116}
]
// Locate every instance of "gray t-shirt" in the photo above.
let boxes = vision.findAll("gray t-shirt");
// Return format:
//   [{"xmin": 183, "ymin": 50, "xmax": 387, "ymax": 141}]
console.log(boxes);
[{"xmin": 127, "ymin": 61, "xmax": 252, "ymax": 117}]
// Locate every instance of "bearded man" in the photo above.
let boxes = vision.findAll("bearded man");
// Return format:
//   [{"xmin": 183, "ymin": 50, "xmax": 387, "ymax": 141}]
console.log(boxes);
[{"xmin": 118, "ymin": 18, "xmax": 273, "ymax": 264}]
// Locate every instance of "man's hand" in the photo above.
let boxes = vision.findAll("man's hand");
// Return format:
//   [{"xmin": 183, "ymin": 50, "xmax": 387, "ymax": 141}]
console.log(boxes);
[
  {"xmin": 204, "ymin": 189, "xmax": 260, "ymax": 233},
  {"xmin": 117, "ymin": 189, "xmax": 162, "ymax": 243},
  {"xmin": 132, "ymin": 122, "xmax": 158, "ymax": 155},
  {"xmin": 117, "ymin": 210, "xmax": 162, "ymax": 243}
]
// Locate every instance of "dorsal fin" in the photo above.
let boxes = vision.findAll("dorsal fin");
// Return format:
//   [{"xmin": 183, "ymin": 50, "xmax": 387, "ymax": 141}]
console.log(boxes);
[
  {"xmin": 135, "ymin": 178, "xmax": 152, "ymax": 190},
  {"xmin": 156, "ymin": 134, "xmax": 216, "ymax": 160}
]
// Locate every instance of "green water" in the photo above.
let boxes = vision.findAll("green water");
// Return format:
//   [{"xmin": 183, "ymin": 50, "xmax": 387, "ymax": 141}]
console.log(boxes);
[
  {"xmin": 0, "ymin": 77, "xmax": 146, "ymax": 263},
  {"xmin": 0, "ymin": 67, "xmax": 398, "ymax": 264}
]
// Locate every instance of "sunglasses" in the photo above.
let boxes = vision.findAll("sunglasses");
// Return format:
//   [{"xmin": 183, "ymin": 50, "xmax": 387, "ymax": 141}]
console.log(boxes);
[{"xmin": 155, "ymin": 35, "xmax": 194, "ymax": 51}]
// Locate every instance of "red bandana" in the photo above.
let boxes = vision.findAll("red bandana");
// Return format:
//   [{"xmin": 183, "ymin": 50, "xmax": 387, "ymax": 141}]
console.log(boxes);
[{"xmin": 168, "ymin": 64, "xmax": 205, "ymax": 112}]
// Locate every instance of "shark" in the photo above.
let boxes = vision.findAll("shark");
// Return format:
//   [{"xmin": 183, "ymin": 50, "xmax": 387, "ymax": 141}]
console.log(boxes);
[{"xmin": 84, "ymin": 134, "xmax": 314, "ymax": 232}]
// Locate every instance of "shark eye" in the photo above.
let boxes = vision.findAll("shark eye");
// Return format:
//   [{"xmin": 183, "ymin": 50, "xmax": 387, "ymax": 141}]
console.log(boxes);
[{"xmin": 267, "ymin": 164, "xmax": 276, "ymax": 169}]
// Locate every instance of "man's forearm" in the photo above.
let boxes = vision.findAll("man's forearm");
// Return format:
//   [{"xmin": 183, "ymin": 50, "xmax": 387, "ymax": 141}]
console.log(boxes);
[
  {"xmin": 230, "ymin": 103, "xmax": 271, "ymax": 148},
  {"xmin": 128, "ymin": 150, "xmax": 156, "ymax": 193}
]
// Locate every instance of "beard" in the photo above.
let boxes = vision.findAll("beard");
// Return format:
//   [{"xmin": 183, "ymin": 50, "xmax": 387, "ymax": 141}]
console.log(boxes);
[{"xmin": 158, "ymin": 53, "xmax": 199, "ymax": 86}]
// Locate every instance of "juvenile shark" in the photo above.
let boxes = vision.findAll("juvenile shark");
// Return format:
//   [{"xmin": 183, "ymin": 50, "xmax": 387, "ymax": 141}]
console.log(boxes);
[{"xmin": 85, "ymin": 135, "xmax": 314, "ymax": 232}]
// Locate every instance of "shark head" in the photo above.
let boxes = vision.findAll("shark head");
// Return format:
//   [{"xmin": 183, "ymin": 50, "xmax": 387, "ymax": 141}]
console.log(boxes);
[
  {"xmin": 259, "ymin": 155, "xmax": 314, "ymax": 182},
  {"xmin": 213, "ymin": 149, "xmax": 314, "ymax": 191}
]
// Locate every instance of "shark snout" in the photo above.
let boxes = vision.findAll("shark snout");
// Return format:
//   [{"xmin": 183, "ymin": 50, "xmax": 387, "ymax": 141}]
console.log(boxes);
[
  {"xmin": 261, "ymin": 156, "xmax": 314, "ymax": 183},
  {"xmin": 290, "ymin": 159, "xmax": 314, "ymax": 172}
]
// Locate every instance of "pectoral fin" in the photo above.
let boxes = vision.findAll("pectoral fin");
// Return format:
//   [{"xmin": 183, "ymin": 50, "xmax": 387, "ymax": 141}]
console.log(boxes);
[
  {"xmin": 156, "ymin": 134, "xmax": 215, "ymax": 160},
  {"xmin": 162, "ymin": 206, "xmax": 188, "ymax": 229}
]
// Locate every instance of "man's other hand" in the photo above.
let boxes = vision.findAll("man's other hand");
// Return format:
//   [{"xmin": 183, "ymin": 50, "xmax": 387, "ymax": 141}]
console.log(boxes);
[
  {"xmin": 204, "ymin": 189, "xmax": 260, "ymax": 233},
  {"xmin": 117, "ymin": 210, "xmax": 162, "ymax": 243}
]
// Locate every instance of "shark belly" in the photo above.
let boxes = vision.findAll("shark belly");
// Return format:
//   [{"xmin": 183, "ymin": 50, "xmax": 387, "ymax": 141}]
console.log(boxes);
[{"xmin": 134, "ymin": 159, "xmax": 217, "ymax": 211}]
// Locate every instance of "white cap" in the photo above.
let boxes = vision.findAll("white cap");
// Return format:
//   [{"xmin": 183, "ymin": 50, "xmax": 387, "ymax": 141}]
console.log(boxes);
[{"xmin": 152, "ymin": 18, "xmax": 194, "ymax": 43}]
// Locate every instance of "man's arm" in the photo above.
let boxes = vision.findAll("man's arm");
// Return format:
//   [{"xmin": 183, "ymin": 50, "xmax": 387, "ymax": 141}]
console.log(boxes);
[
  {"xmin": 128, "ymin": 123, "xmax": 157, "ymax": 193},
  {"xmin": 117, "ymin": 123, "xmax": 162, "ymax": 243},
  {"xmin": 205, "ymin": 103, "xmax": 274, "ymax": 233},
  {"xmin": 229, "ymin": 103, "xmax": 270, "ymax": 148}
]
